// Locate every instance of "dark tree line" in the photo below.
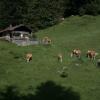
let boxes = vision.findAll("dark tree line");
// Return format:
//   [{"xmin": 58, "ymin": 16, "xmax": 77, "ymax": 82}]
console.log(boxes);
[
  {"xmin": 64, "ymin": 0, "xmax": 100, "ymax": 16},
  {"xmin": 0, "ymin": 0, "xmax": 100, "ymax": 31}
]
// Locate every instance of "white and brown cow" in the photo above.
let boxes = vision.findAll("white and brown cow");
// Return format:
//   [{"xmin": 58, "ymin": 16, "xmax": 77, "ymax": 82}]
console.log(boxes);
[
  {"xmin": 71, "ymin": 49, "xmax": 81, "ymax": 58},
  {"xmin": 86, "ymin": 50, "xmax": 98, "ymax": 60},
  {"xmin": 42, "ymin": 36, "xmax": 51, "ymax": 45},
  {"xmin": 26, "ymin": 53, "xmax": 32, "ymax": 62}
]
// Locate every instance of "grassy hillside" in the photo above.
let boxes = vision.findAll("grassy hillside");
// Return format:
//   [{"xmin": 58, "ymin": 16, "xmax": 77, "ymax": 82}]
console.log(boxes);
[{"xmin": 0, "ymin": 15, "xmax": 100, "ymax": 100}]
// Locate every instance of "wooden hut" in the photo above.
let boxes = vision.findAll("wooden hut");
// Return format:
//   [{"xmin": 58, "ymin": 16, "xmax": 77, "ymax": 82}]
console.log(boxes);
[
  {"xmin": 0, "ymin": 24, "xmax": 38, "ymax": 46},
  {"xmin": 0, "ymin": 24, "xmax": 32, "ymax": 40}
]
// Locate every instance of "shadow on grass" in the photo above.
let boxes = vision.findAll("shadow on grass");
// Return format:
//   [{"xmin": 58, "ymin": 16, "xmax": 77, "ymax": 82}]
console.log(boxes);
[{"xmin": 0, "ymin": 81, "xmax": 80, "ymax": 100}]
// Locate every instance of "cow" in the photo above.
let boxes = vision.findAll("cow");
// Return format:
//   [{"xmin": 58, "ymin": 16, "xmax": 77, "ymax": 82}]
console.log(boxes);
[
  {"xmin": 71, "ymin": 49, "xmax": 81, "ymax": 58},
  {"xmin": 57, "ymin": 53, "xmax": 63, "ymax": 63},
  {"xmin": 42, "ymin": 36, "xmax": 51, "ymax": 45},
  {"xmin": 26, "ymin": 53, "xmax": 32, "ymax": 62},
  {"xmin": 86, "ymin": 50, "xmax": 98, "ymax": 60}
]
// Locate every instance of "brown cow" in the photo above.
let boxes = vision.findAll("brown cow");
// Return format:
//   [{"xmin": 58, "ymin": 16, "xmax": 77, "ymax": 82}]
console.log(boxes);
[
  {"xmin": 86, "ymin": 50, "xmax": 98, "ymax": 60},
  {"xmin": 42, "ymin": 36, "xmax": 51, "ymax": 45},
  {"xmin": 26, "ymin": 53, "xmax": 32, "ymax": 62},
  {"xmin": 71, "ymin": 49, "xmax": 81, "ymax": 58}
]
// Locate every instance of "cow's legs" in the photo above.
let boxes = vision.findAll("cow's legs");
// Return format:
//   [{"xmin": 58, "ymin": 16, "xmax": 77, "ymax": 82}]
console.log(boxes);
[{"xmin": 27, "ymin": 58, "xmax": 29, "ymax": 62}]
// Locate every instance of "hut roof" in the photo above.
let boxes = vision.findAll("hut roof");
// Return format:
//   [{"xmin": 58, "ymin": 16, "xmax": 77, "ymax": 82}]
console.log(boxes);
[{"xmin": 0, "ymin": 24, "xmax": 32, "ymax": 34}]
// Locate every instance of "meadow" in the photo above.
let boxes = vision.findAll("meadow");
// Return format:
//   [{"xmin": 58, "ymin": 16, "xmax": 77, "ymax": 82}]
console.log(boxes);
[{"xmin": 0, "ymin": 15, "xmax": 100, "ymax": 100}]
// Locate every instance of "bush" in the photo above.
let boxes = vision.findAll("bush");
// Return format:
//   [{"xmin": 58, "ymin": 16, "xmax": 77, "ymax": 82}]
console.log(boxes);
[{"xmin": 85, "ymin": 3, "xmax": 99, "ymax": 15}]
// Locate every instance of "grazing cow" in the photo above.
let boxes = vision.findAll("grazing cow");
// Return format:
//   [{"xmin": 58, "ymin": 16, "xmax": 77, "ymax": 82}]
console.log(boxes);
[
  {"xmin": 58, "ymin": 53, "xmax": 63, "ymax": 63},
  {"xmin": 26, "ymin": 53, "xmax": 32, "ymax": 62},
  {"xmin": 42, "ymin": 36, "xmax": 48, "ymax": 44},
  {"xmin": 42, "ymin": 36, "xmax": 51, "ymax": 45},
  {"xmin": 71, "ymin": 49, "xmax": 81, "ymax": 58},
  {"xmin": 86, "ymin": 50, "xmax": 98, "ymax": 60}
]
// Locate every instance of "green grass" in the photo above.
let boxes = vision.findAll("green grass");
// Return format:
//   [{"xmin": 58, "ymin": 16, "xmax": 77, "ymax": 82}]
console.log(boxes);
[{"xmin": 0, "ymin": 15, "xmax": 100, "ymax": 100}]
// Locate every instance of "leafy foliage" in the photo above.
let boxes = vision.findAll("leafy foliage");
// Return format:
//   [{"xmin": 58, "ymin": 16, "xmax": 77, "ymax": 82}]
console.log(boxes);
[
  {"xmin": 0, "ymin": 0, "xmax": 65, "ymax": 31},
  {"xmin": 0, "ymin": 0, "xmax": 100, "ymax": 31}
]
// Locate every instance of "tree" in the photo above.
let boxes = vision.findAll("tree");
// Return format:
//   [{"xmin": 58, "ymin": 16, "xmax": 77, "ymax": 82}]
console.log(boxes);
[
  {"xmin": 25, "ymin": 0, "xmax": 66, "ymax": 30},
  {"xmin": 0, "ymin": 0, "xmax": 28, "ymax": 28},
  {"xmin": 64, "ymin": 0, "xmax": 100, "ymax": 16},
  {"xmin": 0, "ymin": 0, "xmax": 66, "ymax": 31}
]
